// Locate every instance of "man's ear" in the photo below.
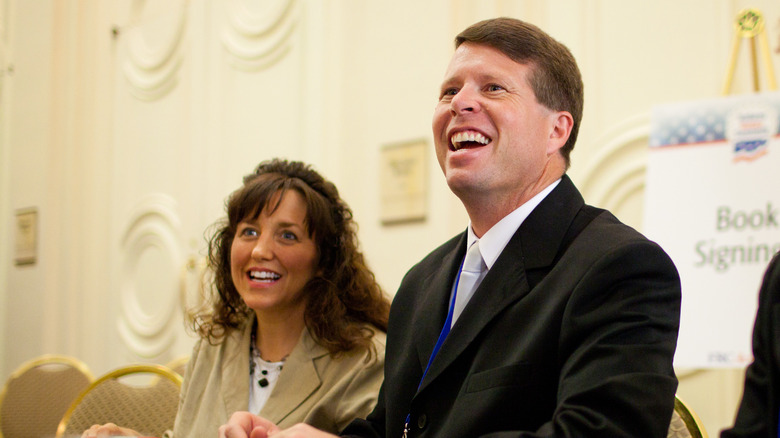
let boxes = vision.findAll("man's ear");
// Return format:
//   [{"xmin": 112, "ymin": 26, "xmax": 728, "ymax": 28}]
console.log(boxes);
[{"xmin": 547, "ymin": 111, "xmax": 573, "ymax": 155}]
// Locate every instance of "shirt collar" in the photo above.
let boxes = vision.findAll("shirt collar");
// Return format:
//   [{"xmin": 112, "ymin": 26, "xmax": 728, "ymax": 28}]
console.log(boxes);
[{"xmin": 466, "ymin": 178, "xmax": 561, "ymax": 269}]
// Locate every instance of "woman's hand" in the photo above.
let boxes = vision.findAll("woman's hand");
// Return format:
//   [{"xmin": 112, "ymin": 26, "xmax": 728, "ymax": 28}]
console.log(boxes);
[
  {"xmin": 218, "ymin": 412, "xmax": 279, "ymax": 438},
  {"xmin": 81, "ymin": 423, "xmax": 142, "ymax": 437},
  {"xmin": 265, "ymin": 423, "xmax": 339, "ymax": 438},
  {"xmin": 218, "ymin": 412, "xmax": 337, "ymax": 438}
]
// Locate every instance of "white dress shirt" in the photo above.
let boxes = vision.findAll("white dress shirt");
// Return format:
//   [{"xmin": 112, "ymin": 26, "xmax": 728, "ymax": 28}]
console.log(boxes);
[{"xmin": 451, "ymin": 179, "xmax": 561, "ymax": 325}]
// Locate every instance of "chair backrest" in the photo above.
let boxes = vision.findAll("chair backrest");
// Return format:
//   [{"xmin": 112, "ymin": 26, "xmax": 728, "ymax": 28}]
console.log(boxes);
[
  {"xmin": 0, "ymin": 354, "xmax": 93, "ymax": 438},
  {"xmin": 165, "ymin": 356, "xmax": 189, "ymax": 378},
  {"xmin": 667, "ymin": 395, "xmax": 708, "ymax": 438},
  {"xmin": 56, "ymin": 364, "xmax": 182, "ymax": 438}
]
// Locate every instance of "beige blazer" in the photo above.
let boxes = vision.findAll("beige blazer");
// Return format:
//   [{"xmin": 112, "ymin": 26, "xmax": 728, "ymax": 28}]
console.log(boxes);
[{"xmin": 172, "ymin": 317, "xmax": 386, "ymax": 436}]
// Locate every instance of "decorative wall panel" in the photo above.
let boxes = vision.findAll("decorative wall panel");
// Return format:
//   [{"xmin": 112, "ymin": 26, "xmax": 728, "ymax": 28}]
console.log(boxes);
[
  {"xmin": 180, "ymin": 255, "xmax": 207, "ymax": 318},
  {"xmin": 222, "ymin": 0, "xmax": 299, "ymax": 70},
  {"xmin": 118, "ymin": 194, "xmax": 183, "ymax": 358},
  {"xmin": 578, "ymin": 114, "xmax": 651, "ymax": 229},
  {"xmin": 121, "ymin": 0, "xmax": 187, "ymax": 100}
]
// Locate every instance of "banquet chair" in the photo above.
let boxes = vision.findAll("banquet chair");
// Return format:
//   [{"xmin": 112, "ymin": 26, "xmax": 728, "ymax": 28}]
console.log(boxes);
[
  {"xmin": 56, "ymin": 364, "xmax": 182, "ymax": 438},
  {"xmin": 667, "ymin": 395, "xmax": 708, "ymax": 438},
  {"xmin": 0, "ymin": 354, "xmax": 93, "ymax": 438},
  {"xmin": 165, "ymin": 355, "xmax": 189, "ymax": 377}
]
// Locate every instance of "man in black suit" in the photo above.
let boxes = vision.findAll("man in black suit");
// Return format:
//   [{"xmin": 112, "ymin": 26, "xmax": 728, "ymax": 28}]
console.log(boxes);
[
  {"xmin": 722, "ymin": 252, "xmax": 780, "ymax": 438},
  {"xmin": 220, "ymin": 17, "xmax": 681, "ymax": 438}
]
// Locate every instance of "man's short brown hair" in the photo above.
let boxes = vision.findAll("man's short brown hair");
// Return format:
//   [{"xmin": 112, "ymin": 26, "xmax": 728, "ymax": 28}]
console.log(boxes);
[{"xmin": 456, "ymin": 17, "xmax": 584, "ymax": 168}]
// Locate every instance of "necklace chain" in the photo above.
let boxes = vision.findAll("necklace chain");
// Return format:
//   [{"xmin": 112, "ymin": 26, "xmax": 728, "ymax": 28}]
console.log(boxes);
[{"xmin": 250, "ymin": 329, "xmax": 286, "ymax": 388}]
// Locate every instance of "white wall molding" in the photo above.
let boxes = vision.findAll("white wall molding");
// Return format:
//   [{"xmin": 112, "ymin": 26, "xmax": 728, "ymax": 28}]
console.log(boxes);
[
  {"xmin": 221, "ymin": 0, "xmax": 299, "ymax": 70},
  {"xmin": 118, "ymin": 194, "xmax": 183, "ymax": 358},
  {"xmin": 0, "ymin": 0, "xmax": 10, "ymax": 379},
  {"xmin": 578, "ymin": 113, "xmax": 651, "ymax": 215},
  {"xmin": 120, "ymin": 0, "xmax": 187, "ymax": 100}
]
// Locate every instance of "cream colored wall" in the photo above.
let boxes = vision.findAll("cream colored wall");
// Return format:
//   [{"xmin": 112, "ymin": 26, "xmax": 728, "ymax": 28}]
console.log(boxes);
[
  {"xmin": 2, "ymin": 0, "xmax": 779, "ymax": 436},
  {"xmin": 0, "ymin": 0, "xmax": 9, "ymax": 390}
]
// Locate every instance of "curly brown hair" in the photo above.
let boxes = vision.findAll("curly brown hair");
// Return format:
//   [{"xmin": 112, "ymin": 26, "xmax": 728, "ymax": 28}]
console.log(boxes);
[{"xmin": 192, "ymin": 159, "xmax": 390, "ymax": 356}]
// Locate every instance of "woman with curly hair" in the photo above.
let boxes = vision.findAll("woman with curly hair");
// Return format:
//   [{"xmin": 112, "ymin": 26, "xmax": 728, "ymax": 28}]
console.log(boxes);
[{"xmin": 83, "ymin": 158, "xmax": 389, "ymax": 437}]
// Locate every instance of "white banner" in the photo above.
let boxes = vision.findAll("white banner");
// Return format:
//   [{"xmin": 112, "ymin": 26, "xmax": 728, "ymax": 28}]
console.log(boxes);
[{"xmin": 644, "ymin": 91, "xmax": 780, "ymax": 368}]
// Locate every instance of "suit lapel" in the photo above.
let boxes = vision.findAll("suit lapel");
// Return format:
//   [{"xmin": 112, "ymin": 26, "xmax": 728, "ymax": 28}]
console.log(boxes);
[
  {"xmin": 221, "ymin": 319, "xmax": 253, "ymax": 417},
  {"xmin": 259, "ymin": 327, "xmax": 328, "ymax": 423},
  {"xmin": 417, "ymin": 176, "xmax": 585, "ymax": 392},
  {"xmin": 517, "ymin": 175, "xmax": 585, "ymax": 271},
  {"xmin": 414, "ymin": 234, "xmax": 467, "ymax": 375},
  {"xmin": 418, "ymin": 232, "xmax": 530, "ymax": 391}
]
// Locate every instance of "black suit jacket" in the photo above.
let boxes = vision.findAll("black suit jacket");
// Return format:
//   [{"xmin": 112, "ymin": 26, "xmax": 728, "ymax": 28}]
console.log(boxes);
[
  {"xmin": 722, "ymin": 251, "xmax": 780, "ymax": 438},
  {"xmin": 342, "ymin": 175, "xmax": 681, "ymax": 438}
]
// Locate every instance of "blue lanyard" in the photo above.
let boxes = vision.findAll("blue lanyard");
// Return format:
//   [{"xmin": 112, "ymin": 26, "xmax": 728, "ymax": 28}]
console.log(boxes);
[{"xmin": 403, "ymin": 258, "xmax": 465, "ymax": 437}]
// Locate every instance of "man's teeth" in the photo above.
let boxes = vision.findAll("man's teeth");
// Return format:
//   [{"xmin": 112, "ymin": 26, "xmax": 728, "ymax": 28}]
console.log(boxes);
[
  {"xmin": 249, "ymin": 271, "xmax": 280, "ymax": 281},
  {"xmin": 451, "ymin": 131, "xmax": 490, "ymax": 150}
]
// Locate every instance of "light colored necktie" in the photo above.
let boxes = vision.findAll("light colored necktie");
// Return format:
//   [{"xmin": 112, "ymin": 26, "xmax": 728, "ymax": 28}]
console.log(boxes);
[
  {"xmin": 451, "ymin": 240, "xmax": 485, "ymax": 327},
  {"xmin": 403, "ymin": 241, "xmax": 484, "ymax": 438}
]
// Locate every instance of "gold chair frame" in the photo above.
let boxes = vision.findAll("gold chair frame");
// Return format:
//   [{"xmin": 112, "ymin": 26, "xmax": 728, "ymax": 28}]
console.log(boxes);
[
  {"xmin": 668, "ymin": 395, "xmax": 708, "ymax": 438},
  {"xmin": 0, "ymin": 354, "xmax": 94, "ymax": 438},
  {"xmin": 56, "ymin": 363, "xmax": 182, "ymax": 438},
  {"xmin": 164, "ymin": 355, "xmax": 189, "ymax": 378}
]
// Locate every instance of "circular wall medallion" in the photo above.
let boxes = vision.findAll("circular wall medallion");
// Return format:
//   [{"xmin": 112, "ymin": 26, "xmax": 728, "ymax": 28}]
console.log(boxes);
[
  {"xmin": 118, "ymin": 194, "xmax": 183, "ymax": 358},
  {"xmin": 121, "ymin": 0, "xmax": 187, "ymax": 99},
  {"xmin": 222, "ymin": 0, "xmax": 299, "ymax": 70}
]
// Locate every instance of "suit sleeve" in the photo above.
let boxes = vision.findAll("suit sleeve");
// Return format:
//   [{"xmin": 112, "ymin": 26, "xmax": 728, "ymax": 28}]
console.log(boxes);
[
  {"xmin": 170, "ymin": 339, "xmax": 201, "ymax": 437},
  {"xmin": 515, "ymin": 240, "xmax": 682, "ymax": 438},
  {"xmin": 721, "ymin": 253, "xmax": 780, "ymax": 438},
  {"xmin": 339, "ymin": 379, "xmax": 388, "ymax": 437},
  {"xmin": 329, "ymin": 338, "xmax": 387, "ymax": 433},
  {"xmin": 339, "ymin": 262, "xmax": 426, "ymax": 438}
]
